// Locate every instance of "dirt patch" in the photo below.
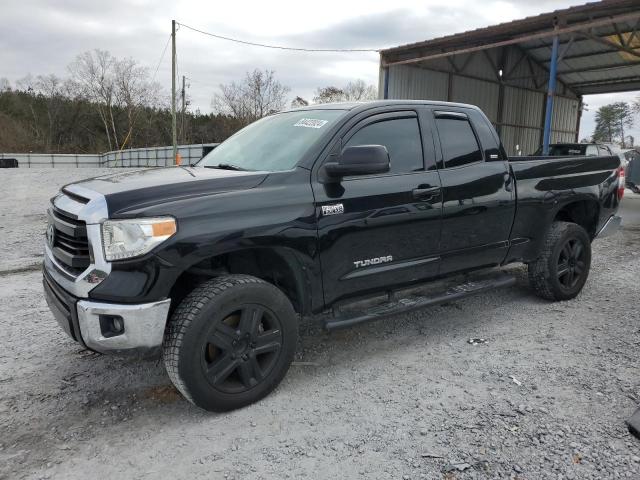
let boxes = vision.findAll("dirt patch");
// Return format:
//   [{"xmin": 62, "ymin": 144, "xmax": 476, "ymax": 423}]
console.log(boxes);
[{"xmin": 142, "ymin": 385, "xmax": 182, "ymax": 404}]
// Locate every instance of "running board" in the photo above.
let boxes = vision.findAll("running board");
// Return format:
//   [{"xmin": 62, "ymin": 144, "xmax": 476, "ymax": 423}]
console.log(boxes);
[{"xmin": 324, "ymin": 273, "xmax": 516, "ymax": 331}]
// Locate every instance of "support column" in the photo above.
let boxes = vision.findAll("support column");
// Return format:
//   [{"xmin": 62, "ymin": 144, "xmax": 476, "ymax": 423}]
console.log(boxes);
[
  {"xmin": 383, "ymin": 66, "xmax": 390, "ymax": 99},
  {"xmin": 542, "ymin": 29, "xmax": 559, "ymax": 155},
  {"xmin": 575, "ymin": 95, "xmax": 583, "ymax": 143}
]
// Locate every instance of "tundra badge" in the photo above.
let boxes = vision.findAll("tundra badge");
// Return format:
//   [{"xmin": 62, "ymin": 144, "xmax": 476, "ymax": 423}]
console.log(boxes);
[
  {"xmin": 322, "ymin": 204, "xmax": 344, "ymax": 216},
  {"xmin": 353, "ymin": 256, "xmax": 393, "ymax": 268}
]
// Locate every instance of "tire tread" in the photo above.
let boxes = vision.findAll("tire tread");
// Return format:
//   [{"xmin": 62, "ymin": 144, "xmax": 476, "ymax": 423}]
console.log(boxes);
[
  {"xmin": 527, "ymin": 221, "xmax": 590, "ymax": 301},
  {"xmin": 162, "ymin": 275, "xmax": 266, "ymax": 406}
]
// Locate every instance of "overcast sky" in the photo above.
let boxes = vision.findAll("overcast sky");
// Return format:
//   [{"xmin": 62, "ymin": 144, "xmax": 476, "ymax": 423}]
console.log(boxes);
[{"xmin": 1, "ymin": 0, "xmax": 638, "ymax": 142}]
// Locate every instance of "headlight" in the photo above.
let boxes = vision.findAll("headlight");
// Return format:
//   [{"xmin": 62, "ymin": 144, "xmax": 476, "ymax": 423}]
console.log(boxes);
[{"xmin": 102, "ymin": 217, "xmax": 176, "ymax": 261}]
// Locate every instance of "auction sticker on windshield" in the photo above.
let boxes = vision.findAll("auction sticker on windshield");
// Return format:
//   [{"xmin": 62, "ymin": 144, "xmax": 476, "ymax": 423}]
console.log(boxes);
[{"xmin": 294, "ymin": 118, "xmax": 329, "ymax": 129}]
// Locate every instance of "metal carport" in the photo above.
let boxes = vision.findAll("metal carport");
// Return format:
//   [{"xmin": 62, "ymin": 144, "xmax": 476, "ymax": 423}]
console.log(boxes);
[{"xmin": 378, "ymin": 0, "xmax": 640, "ymax": 155}]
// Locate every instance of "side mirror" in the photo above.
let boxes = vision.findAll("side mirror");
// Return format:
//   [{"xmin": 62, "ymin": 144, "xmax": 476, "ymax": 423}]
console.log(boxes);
[{"xmin": 323, "ymin": 145, "xmax": 390, "ymax": 180}]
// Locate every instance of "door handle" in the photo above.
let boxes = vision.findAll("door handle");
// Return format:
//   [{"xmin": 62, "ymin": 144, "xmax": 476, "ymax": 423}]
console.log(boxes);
[
  {"xmin": 504, "ymin": 172, "xmax": 513, "ymax": 192},
  {"xmin": 412, "ymin": 186, "xmax": 441, "ymax": 200}
]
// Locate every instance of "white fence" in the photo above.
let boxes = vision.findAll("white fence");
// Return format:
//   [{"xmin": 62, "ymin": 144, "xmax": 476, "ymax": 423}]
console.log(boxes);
[{"xmin": 0, "ymin": 143, "xmax": 218, "ymax": 168}]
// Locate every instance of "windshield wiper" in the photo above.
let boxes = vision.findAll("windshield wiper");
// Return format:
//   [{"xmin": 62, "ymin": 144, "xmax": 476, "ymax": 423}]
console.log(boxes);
[{"xmin": 205, "ymin": 163, "xmax": 247, "ymax": 171}]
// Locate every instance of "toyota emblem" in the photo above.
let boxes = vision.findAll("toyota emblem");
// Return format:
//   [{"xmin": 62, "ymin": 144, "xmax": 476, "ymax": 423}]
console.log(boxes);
[{"xmin": 47, "ymin": 223, "xmax": 55, "ymax": 248}]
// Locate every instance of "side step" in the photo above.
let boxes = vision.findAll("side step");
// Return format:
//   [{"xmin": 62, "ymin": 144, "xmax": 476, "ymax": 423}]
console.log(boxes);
[{"xmin": 324, "ymin": 273, "xmax": 516, "ymax": 331}]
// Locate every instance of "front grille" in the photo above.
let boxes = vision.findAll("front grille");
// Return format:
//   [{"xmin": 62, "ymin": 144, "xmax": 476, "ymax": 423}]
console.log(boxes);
[{"xmin": 50, "ymin": 205, "xmax": 90, "ymax": 275}]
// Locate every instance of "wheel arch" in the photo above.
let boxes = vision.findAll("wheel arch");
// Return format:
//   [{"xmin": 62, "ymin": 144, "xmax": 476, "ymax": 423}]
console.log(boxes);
[
  {"xmin": 518, "ymin": 196, "xmax": 600, "ymax": 263},
  {"xmin": 552, "ymin": 198, "xmax": 600, "ymax": 239},
  {"xmin": 168, "ymin": 246, "xmax": 313, "ymax": 318}
]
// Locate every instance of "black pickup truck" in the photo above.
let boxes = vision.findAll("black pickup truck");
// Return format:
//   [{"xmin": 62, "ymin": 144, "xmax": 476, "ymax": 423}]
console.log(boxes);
[{"xmin": 43, "ymin": 100, "xmax": 623, "ymax": 411}]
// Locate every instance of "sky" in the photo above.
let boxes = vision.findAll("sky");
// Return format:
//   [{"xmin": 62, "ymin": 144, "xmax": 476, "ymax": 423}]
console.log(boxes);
[{"xmin": 1, "ymin": 0, "xmax": 638, "ymax": 142}]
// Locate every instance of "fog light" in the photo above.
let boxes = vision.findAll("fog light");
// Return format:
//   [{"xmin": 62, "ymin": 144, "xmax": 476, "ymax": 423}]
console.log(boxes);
[
  {"xmin": 112, "ymin": 317, "xmax": 123, "ymax": 332},
  {"xmin": 99, "ymin": 315, "xmax": 125, "ymax": 338}
]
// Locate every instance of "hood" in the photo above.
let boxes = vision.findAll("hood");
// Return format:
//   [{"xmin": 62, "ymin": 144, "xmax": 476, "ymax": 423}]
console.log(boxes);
[{"xmin": 67, "ymin": 166, "xmax": 268, "ymax": 215}]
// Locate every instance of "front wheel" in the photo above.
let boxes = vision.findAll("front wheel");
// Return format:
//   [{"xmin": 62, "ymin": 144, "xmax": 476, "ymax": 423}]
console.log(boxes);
[
  {"xmin": 527, "ymin": 221, "xmax": 592, "ymax": 301},
  {"xmin": 163, "ymin": 275, "xmax": 298, "ymax": 412}
]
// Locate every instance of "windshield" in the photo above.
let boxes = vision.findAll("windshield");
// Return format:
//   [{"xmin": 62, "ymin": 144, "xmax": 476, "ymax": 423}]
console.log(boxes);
[{"xmin": 198, "ymin": 109, "xmax": 346, "ymax": 171}]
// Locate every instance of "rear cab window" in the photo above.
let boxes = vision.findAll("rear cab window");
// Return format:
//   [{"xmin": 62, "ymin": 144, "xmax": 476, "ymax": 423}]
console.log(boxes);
[
  {"xmin": 434, "ymin": 112, "xmax": 483, "ymax": 168},
  {"xmin": 586, "ymin": 145, "xmax": 598, "ymax": 156}
]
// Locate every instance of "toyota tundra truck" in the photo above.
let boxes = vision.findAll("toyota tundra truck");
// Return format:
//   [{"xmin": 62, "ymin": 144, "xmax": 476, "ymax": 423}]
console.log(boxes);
[{"xmin": 43, "ymin": 100, "xmax": 623, "ymax": 411}]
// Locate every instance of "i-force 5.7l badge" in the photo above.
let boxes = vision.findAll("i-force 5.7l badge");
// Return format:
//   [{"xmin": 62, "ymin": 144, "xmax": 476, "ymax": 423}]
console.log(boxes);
[{"xmin": 321, "ymin": 204, "xmax": 344, "ymax": 216}]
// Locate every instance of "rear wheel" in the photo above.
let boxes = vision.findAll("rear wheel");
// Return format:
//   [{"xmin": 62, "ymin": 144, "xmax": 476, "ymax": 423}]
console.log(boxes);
[
  {"xmin": 527, "ymin": 221, "xmax": 592, "ymax": 301},
  {"xmin": 163, "ymin": 275, "xmax": 298, "ymax": 411}
]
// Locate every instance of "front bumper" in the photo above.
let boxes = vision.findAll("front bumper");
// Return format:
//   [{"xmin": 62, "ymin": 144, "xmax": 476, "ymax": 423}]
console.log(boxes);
[
  {"xmin": 77, "ymin": 298, "xmax": 171, "ymax": 354},
  {"xmin": 44, "ymin": 268, "xmax": 171, "ymax": 354},
  {"xmin": 595, "ymin": 215, "xmax": 622, "ymax": 239},
  {"xmin": 43, "ymin": 184, "xmax": 172, "ymax": 354}
]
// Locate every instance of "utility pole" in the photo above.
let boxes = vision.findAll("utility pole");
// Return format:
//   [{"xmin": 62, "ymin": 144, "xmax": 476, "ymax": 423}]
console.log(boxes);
[
  {"xmin": 171, "ymin": 19, "xmax": 177, "ymax": 164},
  {"xmin": 181, "ymin": 75, "xmax": 186, "ymax": 144}
]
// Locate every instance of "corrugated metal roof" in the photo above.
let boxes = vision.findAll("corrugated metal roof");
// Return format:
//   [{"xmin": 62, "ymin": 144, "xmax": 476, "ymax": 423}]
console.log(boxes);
[
  {"xmin": 380, "ymin": 0, "xmax": 640, "ymax": 96},
  {"xmin": 381, "ymin": 1, "xmax": 637, "ymax": 54}
]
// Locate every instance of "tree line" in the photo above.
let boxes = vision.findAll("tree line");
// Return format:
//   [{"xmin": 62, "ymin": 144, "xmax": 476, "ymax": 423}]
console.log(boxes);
[
  {"xmin": 591, "ymin": 100, "xmax": 639, "ymax": 148},
  {"xmin": 3, "ymin": 48, "xmax": 640, "ymax": 155},
  {"xmin": 0, "ymin": 49, "xmax": 377, "ymax": 154}
]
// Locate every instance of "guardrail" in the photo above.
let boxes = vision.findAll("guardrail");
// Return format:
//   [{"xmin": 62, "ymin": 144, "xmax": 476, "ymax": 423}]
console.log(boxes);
[{"xmin": 0, "ymin": 143, "xmax": 218, "ymax": 168}]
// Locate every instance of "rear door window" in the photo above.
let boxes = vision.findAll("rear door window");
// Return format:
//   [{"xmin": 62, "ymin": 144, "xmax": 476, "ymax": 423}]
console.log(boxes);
[{"xmin": 435, "ymin": 116, "xmax": 483, "ymax": 168}]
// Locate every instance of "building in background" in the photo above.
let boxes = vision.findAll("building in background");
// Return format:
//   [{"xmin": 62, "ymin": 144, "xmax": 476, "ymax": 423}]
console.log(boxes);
[{"xmin": 378, "ymin": 0, "xmax": 640, "ymax": 155}]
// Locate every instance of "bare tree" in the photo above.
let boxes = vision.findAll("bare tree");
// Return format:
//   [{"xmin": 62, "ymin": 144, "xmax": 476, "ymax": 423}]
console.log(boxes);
[
  {"xmin": 68, "ymin": 50, "xmax": 164, "ymax": 150},
  {"xmin": 16, "ymin": 74, "xmax": 67, "ymax": 148},
  {"xmin": 33, "ymin": 74, "xmax": 67, "ymax": 150},
  {"xmin": 314, "ymin": 79, "xmax": 378, "ymax": 104},
  {"xmin": 68, "ymin": 50, "xmax": 118, "ymax": 150},
  {"xmin": 0, "ymin": 78, "xmax": 10, "ymax": 92},
  {"xmin": 212, "ymin": 69, "xmax": 290, "ymax": 126},
  {"xmin": 113, "ymin": 57, "xmax": 162, "ymax": 148},
  {"xmin": 343, "ymin": 79, "xmax": 378, "ymax": 101},
  {"xmin": 313, "ymin": 86, "xmax": 344, "ymax": 104},
  {"xmin": 291, "ymin": 96, "xmax": 309, "ymax": 108},
  {"xmin": 15, "ymin": 75, "xmax": 41, "ymax": 143}
]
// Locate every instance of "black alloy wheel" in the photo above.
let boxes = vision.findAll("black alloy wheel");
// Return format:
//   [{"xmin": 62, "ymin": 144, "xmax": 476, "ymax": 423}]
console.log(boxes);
[
  {"xmin": 556, "ymin": 237, "xmax": 587, "ymax": 291},
  {"xmin": 528, "ymin": 221, "xmax": 592, "ymax": 301},
  {"xmin": 202, "ymin": 305, "xmax": 283, "ymax": 394},
  {"xmin": 163, "ymin": 274, "xmax": 298, "ymax": 412}
]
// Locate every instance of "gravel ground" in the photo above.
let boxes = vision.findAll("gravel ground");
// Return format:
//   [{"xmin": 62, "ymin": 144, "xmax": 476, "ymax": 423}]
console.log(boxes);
[{"xmin": 1, "ymin": 168, "xmax": 640, "ymax": 480}]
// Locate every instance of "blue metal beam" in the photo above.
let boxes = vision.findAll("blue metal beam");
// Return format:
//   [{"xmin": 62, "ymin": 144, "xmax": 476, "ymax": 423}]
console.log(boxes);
[
  {"xmin": 383, "ymin": 67, "xmax": 390, "ymax": 99},
  {"xmin": 542, "ymin": 33, "xmax": 559, "ymax": 155}
]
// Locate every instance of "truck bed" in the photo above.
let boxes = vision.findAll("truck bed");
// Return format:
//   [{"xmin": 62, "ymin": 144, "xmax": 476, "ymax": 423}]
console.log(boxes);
[{"xmin": 504, "ymin": 154, "xmax": 621, "ymax": 265}]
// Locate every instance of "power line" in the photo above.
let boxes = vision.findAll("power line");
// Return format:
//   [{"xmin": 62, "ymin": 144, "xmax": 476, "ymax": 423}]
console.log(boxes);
[
  {"xmin": 176, "ymin": 22, "xmax": 379, "ymax": 53},
  {"xmin": 152, "ymin": 33, "xmax": 172, "ymax": 82},
  {"xmin": 119, "ymin": 33, "xmax": 172, "ymax": 152}
]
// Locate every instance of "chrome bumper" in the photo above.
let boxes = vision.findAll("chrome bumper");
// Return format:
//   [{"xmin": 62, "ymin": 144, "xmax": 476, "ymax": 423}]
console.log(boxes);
[
  {"xmin": 76, "ymin": 298, "xmax": 171, "ymax": 353},
  {"xmin": 595, "ymin": 215, "xmax": 622, "ymax": 239}
]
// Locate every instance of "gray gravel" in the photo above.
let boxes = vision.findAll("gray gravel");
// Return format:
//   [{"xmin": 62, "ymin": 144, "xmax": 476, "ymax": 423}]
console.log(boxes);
[{"xmin": 1, "ymin": 168, "xmax": 640, "ymax": 480}]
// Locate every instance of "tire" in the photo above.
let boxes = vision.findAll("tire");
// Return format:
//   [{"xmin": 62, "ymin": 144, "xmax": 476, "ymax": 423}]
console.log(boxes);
[
  {"xmin": 163, "ymin": 274, "xmax": 298, "ymax": 412},
  {"xmin": 527, "ymin": 221, "xmax": 592, "ymax": 301}
]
